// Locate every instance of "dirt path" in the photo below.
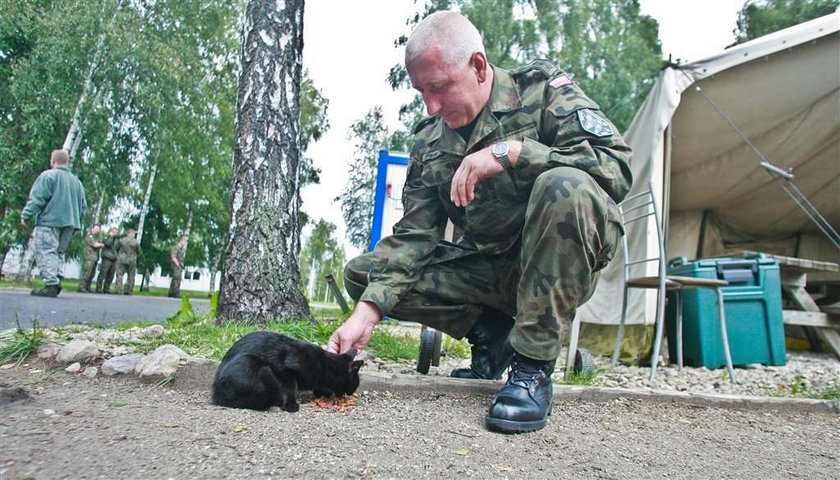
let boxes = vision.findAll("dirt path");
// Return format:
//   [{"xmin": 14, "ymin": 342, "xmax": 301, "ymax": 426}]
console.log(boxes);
[{"xmin": 1, "ymin": 365, "xmax": 838, "ymax": 479}]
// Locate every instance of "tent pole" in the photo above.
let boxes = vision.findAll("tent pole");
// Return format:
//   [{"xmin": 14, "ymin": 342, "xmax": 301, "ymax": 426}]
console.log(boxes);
[{"xmin": 662, "ymin": 123, "xmax": 673, "ymax": 254}]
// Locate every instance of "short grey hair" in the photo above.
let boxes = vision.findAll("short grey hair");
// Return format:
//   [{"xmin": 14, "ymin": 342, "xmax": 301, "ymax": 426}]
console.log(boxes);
[{"xmin": 405, "ymin": 11, "xmax": 485, "ymax": 67}]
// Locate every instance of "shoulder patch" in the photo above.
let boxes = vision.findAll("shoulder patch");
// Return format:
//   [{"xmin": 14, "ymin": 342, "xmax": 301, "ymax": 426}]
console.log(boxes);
[
  {"xmin": 577, "ymin": 109, "xmax": 613, "ymax": 137},
  {"xmin": 549, "ymin": 74, "xmax": 574, "ymax": 89},
  {"xmin": 511, "ymin": 59, "xmax": 561, "ymax": 82}
]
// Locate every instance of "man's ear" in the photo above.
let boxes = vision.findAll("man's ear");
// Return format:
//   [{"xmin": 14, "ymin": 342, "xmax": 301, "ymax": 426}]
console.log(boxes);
[{"xmin": 471, "ymin": 52, "xmax": 489, "ymax": 83}]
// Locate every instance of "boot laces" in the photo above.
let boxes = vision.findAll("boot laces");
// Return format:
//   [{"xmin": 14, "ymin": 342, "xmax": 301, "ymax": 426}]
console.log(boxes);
[{"xmin": 509, "ymin": 358, "xmax": 545, "ymax": 387}]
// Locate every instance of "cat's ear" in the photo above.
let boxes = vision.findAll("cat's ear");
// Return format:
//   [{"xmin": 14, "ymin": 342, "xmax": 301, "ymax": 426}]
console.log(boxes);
[
  {"xmin": 345, "ymin": 348, "xmax": 358, "ymax": 359},
  {"xmin": 351, "ymin": 360, "xmax": 364, "ymax": 372}
]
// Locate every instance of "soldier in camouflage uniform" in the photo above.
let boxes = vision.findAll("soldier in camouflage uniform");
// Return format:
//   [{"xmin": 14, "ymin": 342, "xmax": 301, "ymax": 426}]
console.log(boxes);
[
  {"xmin": 114, "ymin": 228, "xmax": 141, "ymax": 295},
  {"xmin": 168, "ymin": 236, "xmax": 187, "ymax": 298},
  {"xmin": 96, "ymin": 227, "xmax": 119, "ymax": 293},
  {"xmin": 78, "ymin": 224, "xmax": 103, "ymax": 293},
  {"xmin": 328, "ymin": 12, "xmax": 631, "ymax": 433},
  {"xmin": 20, "ymin": 150, "xmax": 87, "ymax": 297}
]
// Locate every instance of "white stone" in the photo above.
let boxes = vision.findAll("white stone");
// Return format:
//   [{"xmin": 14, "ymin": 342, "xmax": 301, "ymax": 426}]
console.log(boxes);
[
  {"xmin": 57, "ymin": 339, "xmax": 100, "ymax": 364},
  {"xmin": 82, "ymin": 367, "xmax": 98, "ymax": 378},
  {"xmin": 144, "ymin": 325, "xmax": 165, "ymax": 338},
  {"xmin": 65, "ymin": 362, "xmax": 81, "ymax": 373},
  {"xmin": 134, "ymin": 344, "xmax": 189, "ymax": 378},
  {"xmin": 102, "ymin": 354, "xmax": 144, "ymax": 376}
]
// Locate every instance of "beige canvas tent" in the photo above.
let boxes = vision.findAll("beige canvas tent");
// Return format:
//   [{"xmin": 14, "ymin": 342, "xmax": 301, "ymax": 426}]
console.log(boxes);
[{"xmin": 578, "ymin": 12, "xmax": 840, "ymax": 352}]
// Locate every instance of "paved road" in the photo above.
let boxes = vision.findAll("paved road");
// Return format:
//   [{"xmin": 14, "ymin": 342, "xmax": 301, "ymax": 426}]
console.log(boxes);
[{"xmin": 0, "ymin": 288, "xmax": 211, "ymax": 330}]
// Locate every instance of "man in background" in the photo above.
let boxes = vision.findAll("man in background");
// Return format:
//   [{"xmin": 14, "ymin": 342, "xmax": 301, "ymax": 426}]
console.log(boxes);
[
  {"xmin": 20, "ymin": 149, "xmax": 87, "ymax": 297},
  {"xmin": 168, "ymin": 236, "xmax": 188, "ymax": 298},
  {"xmin": 114, "ymin": 228, "xmax": 141, "ymax": 295},
  {"xmin": 78, "ymin": 224, "xmax": 103, "ymax": 293},
  {"xmin": 96, "ymin": 227, "xmax": 119, "ymax": 294}
]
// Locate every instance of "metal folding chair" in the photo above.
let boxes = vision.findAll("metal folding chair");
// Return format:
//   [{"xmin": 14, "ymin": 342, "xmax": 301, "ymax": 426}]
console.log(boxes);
[{"xmin": 609, "ymin": 182, "xmax": 737, "ymax": 383}]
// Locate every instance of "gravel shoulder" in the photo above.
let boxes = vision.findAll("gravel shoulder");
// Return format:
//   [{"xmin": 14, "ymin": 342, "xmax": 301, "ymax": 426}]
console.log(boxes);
[{"xmin": 2, "ymin": 362, "xmax": 839, "ymax": 479}]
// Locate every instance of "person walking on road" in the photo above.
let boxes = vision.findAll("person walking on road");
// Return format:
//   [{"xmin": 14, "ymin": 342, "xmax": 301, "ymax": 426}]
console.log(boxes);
[
  {"xmin": 168, "ymin": 236, "xmax": 188, "ymax": 298},
  {"xmin": 79, "ymin": 224, "xmax": 103, "ymax": 293},
  {"xmin": 95, "ymin": 227, "xmax": 119, "ymax": 293},
  {"xmin": 114, "ymin": 228, "xmax": 141, "ymax": 295},
  {"xmin": 20, "ymin": 149, "xmax": 88, "ymax": 297}
]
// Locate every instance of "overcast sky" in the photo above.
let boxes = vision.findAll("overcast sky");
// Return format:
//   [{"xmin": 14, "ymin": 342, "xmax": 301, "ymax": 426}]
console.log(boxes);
[{"xmin": 300, "ymin": 0, "xmax": 747, "ymax": 258}]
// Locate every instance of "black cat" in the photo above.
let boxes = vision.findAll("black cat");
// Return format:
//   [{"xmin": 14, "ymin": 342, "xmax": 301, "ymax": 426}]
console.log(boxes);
[{"xmin": 212, "ymin": 330, "xmax": 363, "ymax": 412}]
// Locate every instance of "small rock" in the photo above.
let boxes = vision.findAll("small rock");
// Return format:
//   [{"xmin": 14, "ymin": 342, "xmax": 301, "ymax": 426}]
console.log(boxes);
[
  {"xmin": 144, "ymin": 325, "xmax": 165, "ymax": 338},
  {"xmin": 65, "ymin": 362, "xmax": 81, "ymax": 373},
  {"xmin": 102, "ymin": 354, "xmax": 144, "ymax": 376},
  {"xmin": 134, "ymin": 344, "xmax": 189, "ymax": 378},
  {"xmin": 82, "ymin": 367, "xmax": 98, "ymax": 378},
  {"xmin": 43, "ymin": 409, "xmax": 55, "ymax": 415},
  {"xmin": 57, "ymin": 339, "xmax": 100, "ymax": 364},
  {"xmin": 36, "ymin": 343, "xmax": 62, "ymax": 360}
]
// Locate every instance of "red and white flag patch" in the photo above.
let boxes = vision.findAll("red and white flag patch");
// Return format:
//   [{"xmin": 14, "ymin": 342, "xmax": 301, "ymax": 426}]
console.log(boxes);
[{"xmin": 549, "ymin": 74, "xmax": 573, "ymax": 89}]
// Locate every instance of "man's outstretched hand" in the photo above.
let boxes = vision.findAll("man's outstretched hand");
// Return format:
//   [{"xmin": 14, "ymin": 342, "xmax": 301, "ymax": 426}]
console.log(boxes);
[{"xmin": 327, "ymin": 301, "xmax": 382, "ymax": 355}]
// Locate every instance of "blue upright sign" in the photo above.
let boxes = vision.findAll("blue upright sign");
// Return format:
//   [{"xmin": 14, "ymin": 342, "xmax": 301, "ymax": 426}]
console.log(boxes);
[{"xmin": 369, "ymin": 149, "xmax": 409, "ymax": 252}]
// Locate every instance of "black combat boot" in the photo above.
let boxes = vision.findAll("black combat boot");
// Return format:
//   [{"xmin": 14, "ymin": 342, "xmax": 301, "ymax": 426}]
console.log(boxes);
[
  {"xmin": 450, "ymin": 310, "xmax": 515, "ymax": 380},
  {"xmin": 485, "ymin": 353, "xmax": 555, "ymax": 433},
  {"xmin": 30, "ymin": 285, "xmax": 60, "ymax": 298}
]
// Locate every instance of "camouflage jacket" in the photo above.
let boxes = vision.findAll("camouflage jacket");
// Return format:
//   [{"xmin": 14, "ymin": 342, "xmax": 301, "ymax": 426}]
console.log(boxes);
[
  {"xmin": 101, "ymin": 235, "xmax": 118, "ymax": 261},
  {"xmin": 116, "ymin": 237, "xmax": 141, "ymax": 264},
  {"xmin": 83, "ymin": 233, "xmax": 101, "ymax": 261},
  {"xmin": 171, "ymin": 244, "xmax": 185, "ymax": 268},
  {"xmin": 360, "ymin": 60, "xmax": 633, "ymax": 315}
]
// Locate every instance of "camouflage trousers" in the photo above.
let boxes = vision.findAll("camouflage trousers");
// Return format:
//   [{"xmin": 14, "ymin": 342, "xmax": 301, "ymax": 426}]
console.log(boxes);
[
  {"xmin": 114, "ymin": 261, "xmax": 137, "ymax": 294},
  {"xmin": 96, "ymin": 257, "xmax": 116, "ymax": 292},
  {"xmin": 345, "ymin": 167, "xmax": 623, "ymax": 361},
  {"xmin": 33, "ymin": 226, "xmax": 76, "ymax": 286},
  {"xmin": 80, "ymin": 256, "xmax": 98, "ymax": 290},
  {"xmin": 168, "ymin": 265, "xmax": 183, "ymax": 297}
]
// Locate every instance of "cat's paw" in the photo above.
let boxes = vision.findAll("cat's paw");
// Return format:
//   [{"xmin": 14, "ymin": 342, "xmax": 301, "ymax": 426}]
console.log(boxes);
[
  {"xmin": 313, "ymin": 389, "xmax": 331, "ymax": 398},
  {"xmin": 282, "ymin": 402, "xmax": 300, "ymax": 413}
]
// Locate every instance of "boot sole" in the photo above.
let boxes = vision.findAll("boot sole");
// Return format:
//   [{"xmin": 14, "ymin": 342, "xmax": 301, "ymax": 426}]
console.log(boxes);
[{"xmin": 485, "ymin": 403, "xmax": 553, "ymax": 434}]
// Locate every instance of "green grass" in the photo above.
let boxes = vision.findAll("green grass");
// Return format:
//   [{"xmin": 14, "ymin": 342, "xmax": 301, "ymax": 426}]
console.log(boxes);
[
  {"xmin": 560, "ymin": 367, "xmax": 604, "ymax": 386},
  {"xmin": 0, "ymin": 278, "xmax": 209, "ymax": 299},
  {"xmin": 0, "ymin": 319, "xmax": 46, "ymax": 366}
]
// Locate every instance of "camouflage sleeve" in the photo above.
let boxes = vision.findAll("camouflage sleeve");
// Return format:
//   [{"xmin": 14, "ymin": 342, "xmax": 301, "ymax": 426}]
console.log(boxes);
[
  {"xmin": 85, "ymin": 234, "xmax": 96, "ymax": 248},
  {"xmin": 516, "ymin": 81, "xmax": 633, "ymax": 202},
  {"xmin": 358, "ymin": 149, "xmax": 448, "ymax": 316}
]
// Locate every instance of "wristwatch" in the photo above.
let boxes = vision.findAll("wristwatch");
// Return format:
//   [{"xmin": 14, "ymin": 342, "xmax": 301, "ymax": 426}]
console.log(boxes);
[{"xmin": 491, "ymin": 141, "xmax": 512, "ymax": 169}]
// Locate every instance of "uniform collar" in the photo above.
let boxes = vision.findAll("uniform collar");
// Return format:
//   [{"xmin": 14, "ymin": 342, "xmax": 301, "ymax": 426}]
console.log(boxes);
[
  {"xmin": 54, "ymin": 165, "xmax": 71, "ymax": 171},
  {"xmin": 486, "ymin": 64, "xmax": 522, "ymax": 113}
]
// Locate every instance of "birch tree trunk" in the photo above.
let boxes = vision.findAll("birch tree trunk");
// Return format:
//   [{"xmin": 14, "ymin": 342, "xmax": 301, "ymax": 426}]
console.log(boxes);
[
  {"xmin": 136, "ymin": 160, "xmax": 157, "ymax": 244},
  {"xmin": 208, "ymin": 250, "xmax": 222, "ymax": 297},
  {"xmin": 217, "ymin": 0, "xmax": 310, "ymax": 324}
]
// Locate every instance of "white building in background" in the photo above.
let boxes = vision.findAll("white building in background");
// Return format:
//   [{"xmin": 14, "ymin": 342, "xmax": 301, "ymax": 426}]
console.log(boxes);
[{"xmin": 2, "ymin": 246, "xmax": 220, "ymax": 293}]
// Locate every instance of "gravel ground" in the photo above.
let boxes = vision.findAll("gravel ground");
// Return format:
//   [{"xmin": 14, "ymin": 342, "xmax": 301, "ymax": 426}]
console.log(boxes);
[
  {"xmin": 373, "ymin": 324, "xmax": 840, "ymax": 399},
  {"xmin": 1, "ymin": 364, "xmax": 839, "ymax": 479}
]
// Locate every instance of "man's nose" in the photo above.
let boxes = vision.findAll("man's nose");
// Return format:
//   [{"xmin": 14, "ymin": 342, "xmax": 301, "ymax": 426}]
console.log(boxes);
[{"xmin": 423, "ymin": 93, "xmax": 441, "ymax": 116}]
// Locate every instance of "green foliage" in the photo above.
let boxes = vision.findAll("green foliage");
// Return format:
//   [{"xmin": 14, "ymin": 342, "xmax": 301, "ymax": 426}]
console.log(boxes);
[
  {"xmin": 0, "ymin": 318, "xmax": 45, "ymax": 366},
  {"xmin": 442, "ymin": 335, "xmax": 471, "ymax": 359},
  {"xmin": 166, "ymin": 295, "xmax": 200, "ymax": 329},
  {"xmin": 734, "ymin": 0, "xmax": 839, "ymax": 44},
  {"xmin": 300, "ymin": 219, "xmax": 346, "ymax": 304}
]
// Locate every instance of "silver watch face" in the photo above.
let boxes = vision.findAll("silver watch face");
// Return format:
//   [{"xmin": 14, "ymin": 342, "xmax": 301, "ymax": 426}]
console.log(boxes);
[{"xmin": 492, "ymin": 141, "xmax": 509, "ymax": 157}]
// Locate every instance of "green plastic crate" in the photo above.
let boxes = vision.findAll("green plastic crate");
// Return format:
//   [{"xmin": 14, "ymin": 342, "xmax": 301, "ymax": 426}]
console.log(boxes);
[{"xmin": 665, "ymin": 253, "xmax": 786, "ymax": 368}]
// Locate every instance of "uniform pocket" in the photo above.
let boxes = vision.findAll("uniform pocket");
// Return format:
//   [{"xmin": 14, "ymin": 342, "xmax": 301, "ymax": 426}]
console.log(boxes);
[{"xmin": 420, "ymin": 157, "xmax": 455, "ymax": 187}]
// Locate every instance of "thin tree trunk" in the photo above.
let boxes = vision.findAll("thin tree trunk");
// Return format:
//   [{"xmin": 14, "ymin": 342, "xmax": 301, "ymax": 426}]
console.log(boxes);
[
  {"xmin": 208, "ymin": 249, "xmax": 222, "ymax": 297},
  {"xmin": 136, "ymin": 160, "xmax": 157, "ymax": 244},
  {"xmin": 217, "ymin": 0, "xmax": 310, "ymax": 324},
  {"xmin": 94, "ymin": 191, "xmax": 105, "ymax": 223},
  {"xmin": 64, "ymin": 0, "xmax": 121, "ymax": 167}
]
